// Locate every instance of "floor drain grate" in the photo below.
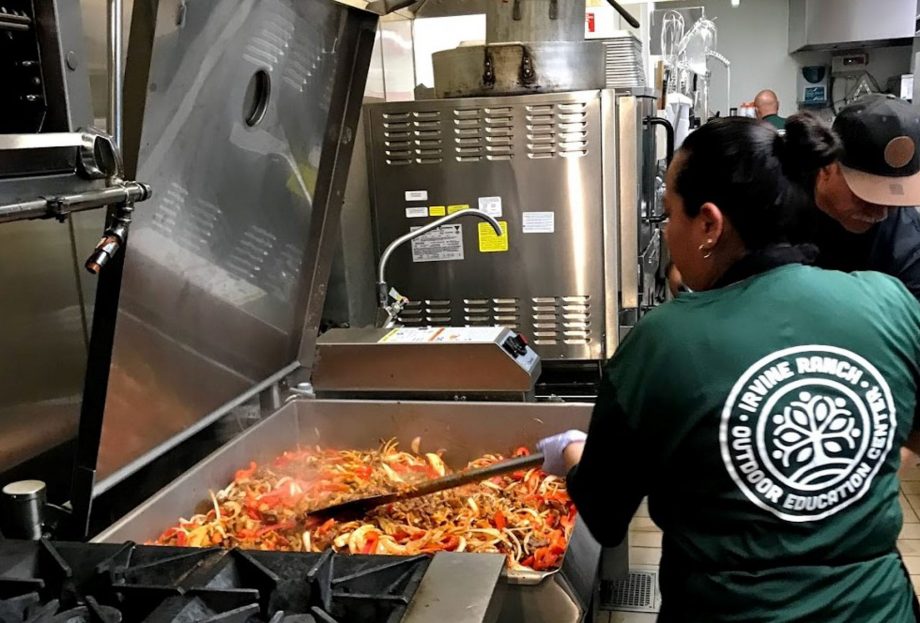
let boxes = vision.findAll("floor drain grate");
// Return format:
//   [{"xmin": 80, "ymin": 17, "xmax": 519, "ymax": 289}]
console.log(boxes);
[{"xmin": 600, "ymin": 568, "xmax": 660, "ymax": 613}]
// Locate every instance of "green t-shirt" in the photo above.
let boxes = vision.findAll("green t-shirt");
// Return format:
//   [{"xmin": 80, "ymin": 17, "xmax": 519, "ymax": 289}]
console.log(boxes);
[
  {"xmin": 764, "ymin": 113, "xmax": 786, "ymax": 130},
  {"xmin": 568, "ymin": 265, "xmax": 920, "ymax": 621}
]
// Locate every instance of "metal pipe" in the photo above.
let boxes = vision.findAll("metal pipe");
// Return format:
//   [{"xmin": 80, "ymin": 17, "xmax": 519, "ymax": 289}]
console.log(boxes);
[
  {"xmin": 108, "ymin": 0, "xmax": 124, "ymax": 148},
  {"xmin": 376, "ymin": 209, "xmax": 502, "ymax": 306},
  {"xmin": 0, "ymin": 198, "xmax": 49, "ymax": 223},
  {"xmin": 57, "ymin": 182, "xmax": 150, "ymax": 213},
  {"xmin": 0, "ymin": 182, "xmax": 151, "ymax": 224}
]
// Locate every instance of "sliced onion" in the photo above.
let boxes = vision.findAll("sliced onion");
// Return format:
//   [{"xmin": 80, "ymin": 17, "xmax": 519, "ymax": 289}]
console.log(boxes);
[{"xmin": 426, "ymin": 453, "xmax": 446, "ymax": 477}]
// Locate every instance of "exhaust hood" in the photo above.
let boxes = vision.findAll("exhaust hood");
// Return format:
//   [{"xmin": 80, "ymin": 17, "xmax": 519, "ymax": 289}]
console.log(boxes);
[{"xmin": 789, "ymin": 0, "xmax": 917, "ymax": 52}]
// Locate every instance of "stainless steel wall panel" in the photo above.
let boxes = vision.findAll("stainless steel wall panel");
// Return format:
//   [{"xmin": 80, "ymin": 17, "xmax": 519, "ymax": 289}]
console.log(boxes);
[{"xmin": 0, "ymin": 0, "xmax": 98, "ymax": 473}]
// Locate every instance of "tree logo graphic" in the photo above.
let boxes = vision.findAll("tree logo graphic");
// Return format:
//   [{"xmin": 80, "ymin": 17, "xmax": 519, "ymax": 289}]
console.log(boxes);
[{"xmin": 720, "ymin": 346, "xmax": 896, "ymax": 522}]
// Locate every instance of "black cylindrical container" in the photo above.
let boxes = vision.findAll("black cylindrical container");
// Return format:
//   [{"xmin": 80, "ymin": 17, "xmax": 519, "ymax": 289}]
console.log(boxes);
[{"xmin": 2, "ymin": 480, "xmax": 46, "ymax": 539}]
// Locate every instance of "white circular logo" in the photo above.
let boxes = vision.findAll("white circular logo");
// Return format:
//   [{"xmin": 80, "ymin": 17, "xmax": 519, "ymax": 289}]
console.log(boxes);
[{"xmin": 720, "ymin": 346, "xmax": 896, "ymax": 522}]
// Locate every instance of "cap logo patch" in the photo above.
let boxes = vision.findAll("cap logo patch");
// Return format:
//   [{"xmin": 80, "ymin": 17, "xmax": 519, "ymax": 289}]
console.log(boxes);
[
  {"xmin": 884, "ymin": 136, "xmax": 915, "ymax": 168},
  {"xmin": 890, "ymin": 183, "xmax": 904, "ymax": 196}
]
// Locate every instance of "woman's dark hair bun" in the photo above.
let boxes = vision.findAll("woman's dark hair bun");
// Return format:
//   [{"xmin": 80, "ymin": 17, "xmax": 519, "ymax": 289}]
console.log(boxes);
[{"xmin": 781, "ymin": 112, "xmax": 843, "ymax": 186}]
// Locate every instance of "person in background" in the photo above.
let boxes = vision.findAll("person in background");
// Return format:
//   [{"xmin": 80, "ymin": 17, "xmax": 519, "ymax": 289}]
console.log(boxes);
[
  {"xmin": 784, "ymin": 94, "xmax": 920, "ymax": 471},
  {"xmin": 784, "ymin": 95, "xmax": 920, "ymax": 298},
  {"xmin": 753, "ymin": 89, "xmax": 786, "ymax": 129},
  {"xmin": 538, "ymin": 117, "xmax": 920, "ymax": 621}
]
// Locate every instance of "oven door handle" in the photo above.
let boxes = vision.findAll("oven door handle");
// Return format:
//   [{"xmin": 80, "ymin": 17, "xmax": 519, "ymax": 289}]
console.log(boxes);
[{"xmin": 645, "ymin": 116, "xmax": 675, "ymax": 166}]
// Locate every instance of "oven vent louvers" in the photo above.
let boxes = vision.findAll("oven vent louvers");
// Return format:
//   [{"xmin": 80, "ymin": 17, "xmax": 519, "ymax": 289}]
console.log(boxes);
[
  {"xmin": 398, "ymin": 299, "xmax": 453, "ymax": 326},
  {"xmin": 525, "ymin": 102, "xmax": 589, "ymax": 160},
  {"xmin": 383, "ymin": 110, "xmax": 443, "ymax": 165},
  {"xmin": 461, "ymin": 297, "xmax": 520, "ymax": 329},
  {"xmin": 530, "ymin": 295, "xmax": 591, "ymax": 345},
  {"xmin": 453, "ymin": 107, "xmax": 515, "ymax": 162}
]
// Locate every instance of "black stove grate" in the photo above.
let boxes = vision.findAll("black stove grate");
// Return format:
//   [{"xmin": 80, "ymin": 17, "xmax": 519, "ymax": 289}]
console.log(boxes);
[{"xmin": 0, "ymin": 540, "xmax": 430, "ymax": 623}]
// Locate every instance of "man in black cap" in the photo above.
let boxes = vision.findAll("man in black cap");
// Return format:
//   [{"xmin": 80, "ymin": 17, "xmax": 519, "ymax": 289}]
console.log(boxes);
[
  {"xmin": 788, "ymin": 94, "xmax": 920, "ymax": 297},
  {"xmin": 785, "ymin": 94, "xmax": 920, "ymax": 471}
]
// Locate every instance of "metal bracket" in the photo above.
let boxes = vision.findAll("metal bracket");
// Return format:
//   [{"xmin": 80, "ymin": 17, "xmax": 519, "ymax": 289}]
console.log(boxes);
[
  {"xmin": 482, "ymin": 49, "xmax": 496, "ymax": 88},
  {"xmin": 519, "ymin": 47, "xmax": 536, "ymax": 86},
  {"xmin": 549, "ymin": 0, "xmax": 558, "ymax": 20},
  {"xmin": 512, "ymin": 0, "xmax": 522, "ymax": 21}
]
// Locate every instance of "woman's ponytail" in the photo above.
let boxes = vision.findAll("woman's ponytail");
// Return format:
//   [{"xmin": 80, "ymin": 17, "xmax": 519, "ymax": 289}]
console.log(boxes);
[{"xmin": 781, "ymin": 113, "xmax": 843, "ymax": 189}]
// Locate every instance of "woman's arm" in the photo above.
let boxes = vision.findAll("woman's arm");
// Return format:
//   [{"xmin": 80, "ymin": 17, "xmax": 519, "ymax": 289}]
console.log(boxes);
[{"xmin": 564, "ymin": 378, "xmax": 652, "ymax": 548}]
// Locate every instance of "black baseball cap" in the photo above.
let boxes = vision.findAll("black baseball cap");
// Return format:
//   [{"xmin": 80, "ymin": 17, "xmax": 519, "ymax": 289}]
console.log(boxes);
[{"xmin": 832, "ymin": 94, "xmax": 920, "ymax": 207}]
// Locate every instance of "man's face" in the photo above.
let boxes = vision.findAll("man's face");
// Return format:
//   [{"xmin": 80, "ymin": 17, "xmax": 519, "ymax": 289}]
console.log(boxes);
[{"xmin": 815, "ymin": 163, "xmax": 892, "ymax": 234}]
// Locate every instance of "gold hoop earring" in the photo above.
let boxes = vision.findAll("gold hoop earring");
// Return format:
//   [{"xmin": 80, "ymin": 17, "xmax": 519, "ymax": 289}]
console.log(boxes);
[{"xmin": 699, "ymin": 243, "xmax": 713, "ymax": 259}]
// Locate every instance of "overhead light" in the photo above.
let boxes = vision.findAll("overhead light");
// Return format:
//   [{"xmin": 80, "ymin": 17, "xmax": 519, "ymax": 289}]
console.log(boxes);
[{"xmin": 731, "ymin": 0, "xmax": 740, "ymax": 5}]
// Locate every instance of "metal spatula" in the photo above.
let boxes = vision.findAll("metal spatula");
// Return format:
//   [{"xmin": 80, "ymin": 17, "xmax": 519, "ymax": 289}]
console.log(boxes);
[{"xmin": 307, "ymin": 452, "xmax": 545, "ymax": 521}]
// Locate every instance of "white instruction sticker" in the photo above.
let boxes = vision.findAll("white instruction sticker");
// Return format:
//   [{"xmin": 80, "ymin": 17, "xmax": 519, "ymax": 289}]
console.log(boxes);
[
  {"xmin": 405, "ymin": 207, "xmax": 429, "ymax": 219},
  {"xmin": 523, "ymin": 211, "xmax": 555, "ymax": 233},
  {"xmin": 378, "ymin": 326, "xmax": 505, "ymax": 344},
  {"xmin": 478, "ymin": 196, "xmax": 503, "ymax": 218},
  {"xmin": 432, "ymin": 326, "xmax": 504, "ymax": 343},
  {"xmin": 410, "ymin": 224, "xmax": 464, "ymax": 262},
  {"xmin": 379, "ymin": 327, "xmax": 444, "ymax": 343},
  {"xmin": 405, "ymin": 190, "xmax": 429, "ymax": 202}
]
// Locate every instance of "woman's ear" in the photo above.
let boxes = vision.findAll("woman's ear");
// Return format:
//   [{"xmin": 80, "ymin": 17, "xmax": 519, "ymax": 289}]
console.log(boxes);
[{"xmin": 697, "ymin": 202, "xmax": 725, "ymax": 244}]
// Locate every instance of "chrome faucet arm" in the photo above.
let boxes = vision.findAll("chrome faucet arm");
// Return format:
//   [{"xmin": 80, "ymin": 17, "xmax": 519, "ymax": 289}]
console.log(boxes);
[{"xmin": 376, "ymin": 209, "xmax": 502, "ymax": 308}]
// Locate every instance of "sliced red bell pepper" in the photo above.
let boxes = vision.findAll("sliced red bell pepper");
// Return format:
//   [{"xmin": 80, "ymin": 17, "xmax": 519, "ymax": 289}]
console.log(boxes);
[
  {"xmin": 494, "ymin": 510, "xmax": 507, "ymax": 530},
  {"xmin": 160, "ymin": 527, "xmax": 179, "ymax": 541},
  {"xmin": 361, "ymin": 532, "xmax": 380, "ymax": 554},
  {"xmin": 316, "ymin": 518, "xmax": 337, "ymax": 535},
  {"xmin": 235, "ymin": 461, "xmax": 258, "ymax": 481},
  {"xmin": 440, "ymin": 535, "xmax": 460, "ymax": 551},
  {"xmin": 560, "ymin": 505, "xmax": 577, "ymax": 530},
  {"xmin": 532, "ymin": 546, "xmax": 561, "ymax": 571}
]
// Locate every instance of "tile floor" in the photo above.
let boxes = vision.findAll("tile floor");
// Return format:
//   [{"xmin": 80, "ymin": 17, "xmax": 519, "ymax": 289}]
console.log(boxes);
[{"xmin": 602, "ymin": 462, "xmax": 920, "ymax": 622}]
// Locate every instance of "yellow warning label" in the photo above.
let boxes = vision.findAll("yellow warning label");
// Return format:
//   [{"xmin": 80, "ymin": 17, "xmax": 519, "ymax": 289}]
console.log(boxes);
[
  {"xmin": 447, "ymin": 204, "xmax": 470, "ymax": 215},
  {"xmin": 479, "ymin": 221, "xmax": 509, "ymax": 253},
  {"xmin": 429, "ymin": 205, "xmax": 446, "ymax": 217}
]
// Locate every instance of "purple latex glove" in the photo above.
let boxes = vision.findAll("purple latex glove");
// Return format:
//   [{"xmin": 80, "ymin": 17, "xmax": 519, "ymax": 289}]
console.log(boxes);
[{"xmin": 536, "ymin": 430, "xmax": 588, "ymax": 476}]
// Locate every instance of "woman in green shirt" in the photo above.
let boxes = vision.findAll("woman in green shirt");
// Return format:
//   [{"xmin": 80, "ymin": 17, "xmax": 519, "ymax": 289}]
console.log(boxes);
[{"xmin": 539, "ymin": 118, "xmax": 920, "ymax": 621}]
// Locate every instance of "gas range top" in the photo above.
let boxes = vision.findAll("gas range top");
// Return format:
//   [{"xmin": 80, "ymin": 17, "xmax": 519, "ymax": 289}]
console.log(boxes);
[{"xmin": 0, "ymin": 540, "xmax": 439, "ymax": 623}]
